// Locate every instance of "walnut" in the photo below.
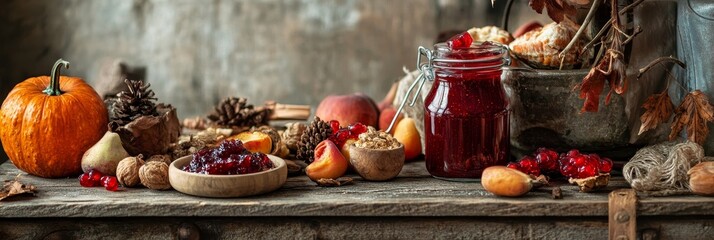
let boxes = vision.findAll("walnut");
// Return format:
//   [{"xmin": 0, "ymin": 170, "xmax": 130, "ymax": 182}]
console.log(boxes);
[
  {"xmin": 147, "ymin": 154, "xmax": 172, "ymax": 165},
  {"xmin": 116, "ymin": 155, "xmax": 145, "ymax": 187},
  {"xmin": 354, "ymin": 127, "xmax": 402, "ymax": 150},
  {"xmin": 282, "ymin": 122, "xmax": 307, "ymax": 151},
  {"xmin": 139, "ymin": 161, "xmax": 171, "ymax": 190}
]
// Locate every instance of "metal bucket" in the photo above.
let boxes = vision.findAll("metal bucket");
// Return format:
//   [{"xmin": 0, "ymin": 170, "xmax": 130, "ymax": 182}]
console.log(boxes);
[
  {"xmin": 674, "ymin": 0, "xmax": 714, "ymax": 155},
  {"xmin": 503, "ymin": 68, "xmax": 637, "ymax": 158}
]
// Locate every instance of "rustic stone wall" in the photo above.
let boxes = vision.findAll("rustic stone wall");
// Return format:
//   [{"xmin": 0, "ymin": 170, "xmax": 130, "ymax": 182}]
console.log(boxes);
[{"xmin": 0, "ymin": 0, "xmax": 548, "ymax": 161}]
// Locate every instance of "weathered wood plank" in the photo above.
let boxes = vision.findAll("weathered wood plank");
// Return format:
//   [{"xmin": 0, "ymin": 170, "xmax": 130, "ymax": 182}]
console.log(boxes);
[
  {"xmin": 1, "ymin": 216, "xmax": 713, "ymax": 240},
  {"xmin": 1, "ymin": 161, "xmax": 714, "ymax": 218}
]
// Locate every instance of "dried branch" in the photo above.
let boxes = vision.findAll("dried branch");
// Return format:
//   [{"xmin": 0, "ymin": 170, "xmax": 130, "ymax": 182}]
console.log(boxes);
[
  {"xmin": 621, "ymin": 26, "xmax": 643, "ymax": 45},
  {"xmin": 582, "ymin": 0, "xmax": 646, "ymax": 62},
  {"xmin": 637, "ymin": 56, "xmax": 687, "ymax": 79},
  {"xmin": 559, "ymin": 0, "xmax": 601, "ymax": 69},
  {"xmin": 619, "ymin": 0, "xmax": 645, "ymax": 14}
]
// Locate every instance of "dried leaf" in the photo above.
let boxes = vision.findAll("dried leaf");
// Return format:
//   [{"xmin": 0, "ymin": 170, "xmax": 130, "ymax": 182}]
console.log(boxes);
[
  {"xmin": 316, "ymin": 177, "xmax": 354, "ymax": 187},
  {"xmin": 529, "ymin": 0, "xmax": 577, "ymax": 23},
  {"xmin": 1, "ymin": 176, "xmax": 37, "ymax": 201},
  {"xmin": 579, "ymin": 59, "xmax": 607, "ymax": 112},
  {"xmin": 578, "ymin": 0, "xmax": 636, "ymax": 113},
  {"xmin": 579, "ymin": 49, "xmax": 627, "ymax": 112},
  {"xmin": 639, "ymin": 92, "xmax": 674, "ymax": 135},
  {"xmin": 670, "ymin": 90, "xmax": 714, "ymax": 145},
  {"xmin": 568, "ymin": 173, "xmax": 610, "ymax": 192},
  {"xmin": 112, "ymin": 104, "xmax": 181, "ymax": 156}
]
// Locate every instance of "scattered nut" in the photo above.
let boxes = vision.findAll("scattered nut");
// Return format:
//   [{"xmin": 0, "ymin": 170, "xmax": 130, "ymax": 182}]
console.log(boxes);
[
  {"xmin": 139, "ymin": 161, "xmax": 171, "ymax": 190},
  {"xmin": 688, "ymin": 161, "xmax": 714, "ymax": 196},
  {"xmin": 116, "ymin": 155, "xmax": 145, "ymax": 187},
  {"xmin": 282, "ymin": 122, "xmax": 307, "ymax": 151},
  {"xmin": 552, "ymin": 187, "xmax": 563, "ymax": 199}
]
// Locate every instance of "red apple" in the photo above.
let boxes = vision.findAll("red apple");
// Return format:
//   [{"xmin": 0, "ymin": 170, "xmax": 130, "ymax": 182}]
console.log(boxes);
[
  {"xmin": 378, "ymin": 107, "xmax": 403, "ymax": 133},
  {"xmin": 315, "ymin": 93, "xmax": 379, "ymax": 127}
]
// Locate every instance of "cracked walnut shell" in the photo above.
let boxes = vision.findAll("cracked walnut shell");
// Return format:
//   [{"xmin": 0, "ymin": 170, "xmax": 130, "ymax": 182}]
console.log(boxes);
[
  {"xmin": 147, "ymin": 154, "xmax": 172, "ymax": 165},
  {"xmin": 116, "ymin": 156, "xmax": 145, "ymax": 187},
  {"xmin": 139, "ymin": 161, "xmax": 171, "ymax": 190}
]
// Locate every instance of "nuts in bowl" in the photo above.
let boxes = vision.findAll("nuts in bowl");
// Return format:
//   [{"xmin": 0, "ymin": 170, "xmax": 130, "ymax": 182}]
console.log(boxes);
[{"xmin": 349, "ymin": 127, "xmax": 405, "ymax": 181}]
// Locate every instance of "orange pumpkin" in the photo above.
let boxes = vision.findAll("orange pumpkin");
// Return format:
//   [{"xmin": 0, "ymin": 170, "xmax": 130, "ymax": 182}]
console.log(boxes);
[{"xmin": 0, "ymin": 59, "xmax": 108, "ymax": 178}]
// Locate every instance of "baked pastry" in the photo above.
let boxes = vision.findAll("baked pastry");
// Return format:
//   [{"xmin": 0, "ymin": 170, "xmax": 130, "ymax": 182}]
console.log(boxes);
[
  {"xmin": 508, "ymin": 20, "xmax": 583, "ymax": 69},
  {"xmin": 469, "ymin": 26, "xmax": 514, "ymax": 45}
]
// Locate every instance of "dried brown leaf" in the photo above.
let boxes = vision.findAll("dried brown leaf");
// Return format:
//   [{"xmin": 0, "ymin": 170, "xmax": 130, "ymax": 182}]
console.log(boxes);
[
  {"xmin": 568, "ymin": 173, "xmax": 610, "ymax": 192},
  {"xmin": 1, "ymin": 175, "xmax": 37, "ymax": 201},
  {"xmin": 316, "ymin": 177, "xmax": 354, "ymax": 187},
  {"xmin": 579, "ymin": 59, "xmax": 607, "ymax": 112},
  {"xmin": 670, "ymin": 90, "xmax": 714, "ymax": 145},
  {"xmin": 529, "ymin": 0, "xmax": 577, "ymax": 23},
  {"xmin": 112, "ymin": 104, "xmax": 181, "ymax": 156},
  {"xmin": 639, "ymin": 92, "xmax": 674, "ymax": 135}
]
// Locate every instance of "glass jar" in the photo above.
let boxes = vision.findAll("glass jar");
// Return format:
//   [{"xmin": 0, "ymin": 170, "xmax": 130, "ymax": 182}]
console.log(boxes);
[{"xmin": 424, "ymin": 42, "xmax": 510, "ymax": 180}]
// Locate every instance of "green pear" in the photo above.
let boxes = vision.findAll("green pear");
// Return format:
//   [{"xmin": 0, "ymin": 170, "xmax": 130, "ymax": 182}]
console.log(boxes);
[{"xmin": 81, "ymin": 131, "xmax": 130, "ymax": 176}]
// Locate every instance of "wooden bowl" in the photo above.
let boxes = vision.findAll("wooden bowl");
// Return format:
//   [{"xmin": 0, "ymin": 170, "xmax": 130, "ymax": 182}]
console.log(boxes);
[
  {"xmin": 349, "ymin": 144, "xmax": 405, "ymax": 181},
  {"xmin": 169, "ymin": 155, "xmax": 287, "ymax": 198}
]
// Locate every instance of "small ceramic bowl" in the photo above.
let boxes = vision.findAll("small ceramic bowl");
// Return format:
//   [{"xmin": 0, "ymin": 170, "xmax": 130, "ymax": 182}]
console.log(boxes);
[
  {"xmin": 348, "ymin": 144, "xmax": 405, "ymax": 181},
  {"xmin": 169, "ymin": 155, "xmax": 287, "ymax": 198}
]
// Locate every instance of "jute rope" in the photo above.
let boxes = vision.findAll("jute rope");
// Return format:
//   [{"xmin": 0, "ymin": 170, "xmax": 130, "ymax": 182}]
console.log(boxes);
[{"xmin": 623, "ymin": 141, "xmax": 709, "ymax": 196}]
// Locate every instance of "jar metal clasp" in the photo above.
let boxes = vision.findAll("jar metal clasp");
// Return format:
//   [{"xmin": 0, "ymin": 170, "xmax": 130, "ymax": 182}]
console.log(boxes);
[{"xmin": 386, "ymin": 46, "xmax": 434, "ymax": 133}]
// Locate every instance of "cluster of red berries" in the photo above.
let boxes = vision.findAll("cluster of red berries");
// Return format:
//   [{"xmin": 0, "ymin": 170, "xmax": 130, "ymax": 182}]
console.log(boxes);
[
  {"xmin": 79, "ymin": 169, "xmax": 119, "ymax": 191},
  {"xmin": 328, "ymin": 120, "xmax": 368, "ymax": 148},
  {"xmin": 183, "ymin": 140, "xmax": 274, "ymax": 175},
  {"xmin": 507, "ymin": 148, "xmax": 613, "ymax": 179}
]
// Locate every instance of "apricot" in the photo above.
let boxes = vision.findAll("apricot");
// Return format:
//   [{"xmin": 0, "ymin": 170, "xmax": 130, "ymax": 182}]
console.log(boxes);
[
  {"xmin": 481, "ymin": 166, "xmax": 533, "ymax": 197},
  {"xmin": 378, "ymin": 107, "xmax": 403, "ymax": 133},
  {"xmin": 341, "ymin": 138, "xmax": 357, "ymax": 162},
  {"xmin": 306, "ymin": 140, "xmax": 349, "ymax": 181},
  {"xmin": 315, "ymin": 94, "xmax": 379, "ymax": 127},
  {"xmin": 228, "ymin": 131, "xmax": 272, "ymax": 154},
  {"xmin": 392, "ymin": 117, "xmax": 422, "ymax": 160}
]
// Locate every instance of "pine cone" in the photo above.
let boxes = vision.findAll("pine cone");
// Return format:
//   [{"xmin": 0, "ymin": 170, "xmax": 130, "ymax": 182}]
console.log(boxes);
[
  {"xmin": 111, "ymin": 79, "xmax": 159, "ymax": 126},
  {"xmin": 207, "ymin": 97, "xmax": 271, "ymax": 128},
  {"xmin": 296, "ymin": 117, "xmax": 334, "ymax": 163}
]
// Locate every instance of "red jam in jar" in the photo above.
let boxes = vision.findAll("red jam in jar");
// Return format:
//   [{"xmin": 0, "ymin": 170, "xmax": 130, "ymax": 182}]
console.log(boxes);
[{"xmin": 424, "ymin": 42, "xmax": 509, "ymax": 180}]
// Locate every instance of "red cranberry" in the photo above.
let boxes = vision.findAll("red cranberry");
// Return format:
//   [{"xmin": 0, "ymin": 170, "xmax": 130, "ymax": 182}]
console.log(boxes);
[
  {"xmin": 570, "ymin": 155, "xmax": 588, "ymax": 167},
  {"xmin": 560, "ymin": 163, "xmax": 578, "ymax": 179},
  {"xmin": 101, "ymin": 176, "xmax": 119, "ymax": 191},
  {"xmin": 567, "ymin": 149, "xmax": 580, "ymax": 157},
  {"xmin": 446, "ymin": 31, "xmax": 474, "ymax": 49},
  {"xmin": 535, "ymin": 148, "xmax": 559, "ymax": 173},
  {"xmin": 183, "ymin": 140, "xmax": 274, "ymax": 175},
  {"xmin": 518, "ymin": 156, "xmax": 541, "ymax": 176},
  {"xmin": 506, "ymin": 162, "xmax": 521, "ymax": 171},
  {"xmin": 331, "ymin": 130, "xmax": 352, "ymax": 148},
  {"xmin": 577, "ymin": 164, "xmax": 598, "ymax": 179},
  {"xmin": 348, "ymin": 122, "xmax": 368, "ymax": 137},
  {"xmin": 78, "ymin": 173, "xmax": 95, "ymax": 187},
  {"xmin": 329, "ymin": 120, "xmax": 341, "ymax": 133},
  {"xmin": 599, "ymin": 157, "xmax": 613, "ymax": 173},
  {"xmin": 87, "ymin": 169, "xmax": 104, "ymax": 187}
]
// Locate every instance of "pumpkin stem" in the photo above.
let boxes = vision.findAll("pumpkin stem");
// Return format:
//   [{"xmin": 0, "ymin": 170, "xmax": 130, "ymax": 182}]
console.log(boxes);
[{"xmin": 43, "ymin": 59, "xmax": 70, "ymax": 96}]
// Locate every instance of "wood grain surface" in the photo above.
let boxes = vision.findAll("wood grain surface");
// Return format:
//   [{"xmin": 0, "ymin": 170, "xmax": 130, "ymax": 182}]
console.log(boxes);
[{"xmin": 2, "ymin": 160, "xmax": 714, "ymax": 218}]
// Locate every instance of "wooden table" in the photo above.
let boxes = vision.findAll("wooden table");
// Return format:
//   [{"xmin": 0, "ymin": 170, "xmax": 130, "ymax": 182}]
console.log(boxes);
[{"xmin": 1, "ymin": 160, "xmax": 714, "ymax": 240}]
